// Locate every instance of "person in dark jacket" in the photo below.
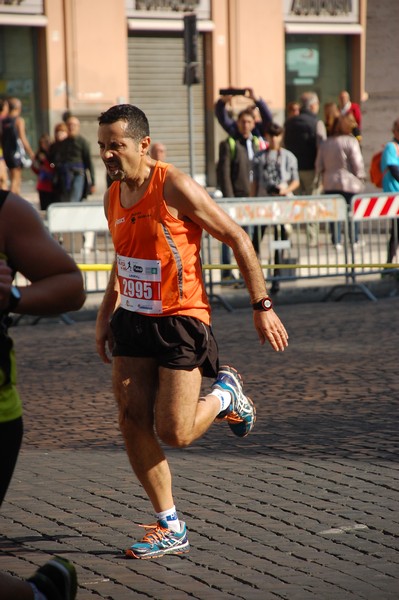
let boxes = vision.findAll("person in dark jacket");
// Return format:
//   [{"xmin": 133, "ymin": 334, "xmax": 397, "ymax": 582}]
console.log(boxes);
[
  {"xmin": 283, "ymin": 91, "xmax": 326, "ymax": 245},
  {"xmin": 214, "ymin": 87, "xmax": 272, "ymax": 139},
  {"xmin": 217, "ymin": 108, "xmax": 261, "ymax": 280},
  {"xmin": 50, "ymin": 115, "xmax": 96, "ymax": 202}
]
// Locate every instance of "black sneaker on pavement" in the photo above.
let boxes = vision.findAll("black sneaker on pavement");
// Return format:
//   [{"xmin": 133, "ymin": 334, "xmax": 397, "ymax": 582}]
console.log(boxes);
[{"xmin": 28, "ymin": 556, "xmax": 77, "ymax": 600}]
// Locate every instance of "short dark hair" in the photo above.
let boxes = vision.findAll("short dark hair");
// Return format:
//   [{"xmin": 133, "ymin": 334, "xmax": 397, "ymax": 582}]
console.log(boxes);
[
  {"xmin": 237, "ymin": 107, "xmax": 255, "ymax": 121},
  {"xmin": 264, "ymin": 121, "xmax": 283, "ymax": 137},
  {"xmin": 98, "ymin": 104, "xmax": 150, "ymax": 141}
]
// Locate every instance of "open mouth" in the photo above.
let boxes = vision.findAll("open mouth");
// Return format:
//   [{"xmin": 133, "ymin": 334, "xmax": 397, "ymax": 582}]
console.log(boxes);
[{"xmin": 106, "ymin": 162, "xmax": 121, "ymax": 175}]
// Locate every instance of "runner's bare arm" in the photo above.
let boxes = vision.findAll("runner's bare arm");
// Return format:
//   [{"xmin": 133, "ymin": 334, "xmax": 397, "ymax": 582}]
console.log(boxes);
[{"xmin": 163, "ymin": 167, "xmax": 289, "ymax": 351}]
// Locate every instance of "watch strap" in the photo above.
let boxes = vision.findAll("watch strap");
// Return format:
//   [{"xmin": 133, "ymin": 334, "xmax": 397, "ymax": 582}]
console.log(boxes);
[
  {"xmin": 252, "ymin": 296, "xmax": 273, "ymax": 311},
  {"xmin": 7, "ymin": 286, "xmax": 21, "ymax": 313}
]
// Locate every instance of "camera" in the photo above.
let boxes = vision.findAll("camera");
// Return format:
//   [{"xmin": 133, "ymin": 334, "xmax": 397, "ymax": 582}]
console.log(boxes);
[
  {"xmin": 219, "ymin": 88, "xmax": 247, "ymax": 96},
  {"xmin": 266, "ymin": 185, "xmax": 280, "ymax": 195}
]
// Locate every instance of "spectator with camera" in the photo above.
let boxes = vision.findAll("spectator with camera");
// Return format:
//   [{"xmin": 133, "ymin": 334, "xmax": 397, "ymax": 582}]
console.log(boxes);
[
  {"xmin": 216, "ymin": 107, "xmax": 262, "ymax": 282},
  {"xmin": 250, "ymin": 121, "xmax": 299, "ymax": 294},
  {"xmin": 215, "ymin": 87, "xmax": 272, "ymax": 139}
]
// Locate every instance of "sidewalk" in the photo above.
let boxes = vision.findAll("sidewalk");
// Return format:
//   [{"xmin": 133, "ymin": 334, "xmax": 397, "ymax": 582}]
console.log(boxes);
[{"xmin": 0, "ymin": 296, "xmax": 398, "ymax": 599}]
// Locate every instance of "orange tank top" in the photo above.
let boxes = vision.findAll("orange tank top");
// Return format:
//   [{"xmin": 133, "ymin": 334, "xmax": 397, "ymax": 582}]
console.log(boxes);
[{"xmin": 108, "ymin": 162, "xmax": 210, "ymax": 324}]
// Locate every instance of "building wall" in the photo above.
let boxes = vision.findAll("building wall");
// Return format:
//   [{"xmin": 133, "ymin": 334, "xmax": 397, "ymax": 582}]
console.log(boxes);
[
  {"xmin": 45, "ymin": 0, "xmax": 128, "ymax": 122},
  {"xmin": 363, "ymin": 0, "xmax": 399, "ymax": 175},
  {"xmin": 211, "ymin": 0, "xmax": 285, "ymax": 135},
  {"xmin": 3, "ymin": 0, "xmax": 392, "ymax": 194},
  {"xmin": 43, "ymin": 0, "xmax": 129, "ymax": 190}
]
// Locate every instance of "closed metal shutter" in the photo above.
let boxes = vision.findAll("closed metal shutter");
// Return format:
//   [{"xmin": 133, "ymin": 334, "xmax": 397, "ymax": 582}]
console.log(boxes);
[{"xmin": 128, "ymin": 33, "xmax": 205, "ymax": 180}]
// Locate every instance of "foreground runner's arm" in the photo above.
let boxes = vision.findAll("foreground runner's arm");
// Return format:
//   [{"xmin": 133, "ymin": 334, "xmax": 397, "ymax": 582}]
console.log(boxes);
[
  {"xmin": 96, "ymin": 259, "xmax": 118, "ymax": 364},
  {"xmin": 0, "ymin": 193, "xmax": 85, "ymax": 315},
  {"xmin": 95, "ymin": 188, "xmax": 118, "ymax": 363},
  {"xmin": 163, "ymin": 167, "xmax": 289, "ymax": 352}
]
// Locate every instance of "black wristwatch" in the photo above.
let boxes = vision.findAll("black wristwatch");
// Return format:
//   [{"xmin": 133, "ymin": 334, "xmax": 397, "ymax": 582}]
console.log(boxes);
[
  {"xmin": 252, "ymin": 296, "xmax": 273, "ymax": 311},
  {"xmin": 7, "ymin": 285, "xmax": 21, "ymax": 313}
]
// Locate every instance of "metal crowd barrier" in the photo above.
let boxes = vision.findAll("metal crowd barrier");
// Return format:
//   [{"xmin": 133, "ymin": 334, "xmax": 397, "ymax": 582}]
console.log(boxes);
[
  {"xmin": 203, "ymin": 194, "xmax": 353, "ymax": 298},
  {"xmin": 47, "ymin": 201, "xmax": 114, "ymax": 293},
  {"xmin": 43, "ymin": 195, "xmax": 398, "ymax": 302},
  {"xmin": 349, "ymin": 192, "xmax": 399, "ymax": 277}
]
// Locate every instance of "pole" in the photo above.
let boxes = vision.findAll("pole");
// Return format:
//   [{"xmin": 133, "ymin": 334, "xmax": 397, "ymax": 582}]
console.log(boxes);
[
  {"xmin": 187, "ymin": 82, "xmax": 194, "ymax": 178},
  {"xmin": 183, "ymin": 13, "xmax": 199, "ymax": 179}
]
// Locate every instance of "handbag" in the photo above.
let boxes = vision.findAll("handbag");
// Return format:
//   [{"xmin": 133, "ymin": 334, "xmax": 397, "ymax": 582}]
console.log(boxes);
[{"xmin": 14, "ymin": 139, "xmax": 32, "ymax": 169}]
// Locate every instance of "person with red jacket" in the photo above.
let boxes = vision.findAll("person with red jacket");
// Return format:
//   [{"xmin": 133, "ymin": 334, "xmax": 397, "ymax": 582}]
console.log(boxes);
[
  {"xmin": 338, "ymin": 90, "xmax": 362, "ymax": 140},
  {"xmin": 31, "ymin": 133, "xmax": 55, "ymax": 211}
]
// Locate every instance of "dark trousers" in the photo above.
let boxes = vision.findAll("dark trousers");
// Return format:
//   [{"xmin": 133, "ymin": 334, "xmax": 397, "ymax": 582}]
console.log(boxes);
[
  {"xmin": 387, "ymin": 219, "xmax": 399, "ymax": 263},
  {"xmin": 325, "ymin": 190, "xmax": 358, "ymax": 244},
  {"xmin": 0, "ymin": 416, "xmax": 23, "ymax": 506}
]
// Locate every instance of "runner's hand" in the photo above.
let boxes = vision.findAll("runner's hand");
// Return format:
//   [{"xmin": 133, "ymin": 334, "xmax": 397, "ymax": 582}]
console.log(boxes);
[
  {"xmin": 253, "ymin": 310, "xmax": 289, "ymax": 352},
  {"xmin": 95, "ymin": 316, "xmax": 114, "ymax": 364}
]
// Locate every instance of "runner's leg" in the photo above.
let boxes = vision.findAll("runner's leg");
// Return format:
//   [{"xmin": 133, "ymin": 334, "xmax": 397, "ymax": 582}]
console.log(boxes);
[
  {"xmin": 112, "ymin": 355, "xmax": 174, "ymax": 513},
  {"xmin": 156, "ymin": 366, "xmax": 220, "ymax": 447}
]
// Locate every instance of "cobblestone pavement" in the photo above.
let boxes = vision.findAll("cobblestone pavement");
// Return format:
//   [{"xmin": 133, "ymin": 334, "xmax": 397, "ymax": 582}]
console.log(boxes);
[{"xmin": 0, "ymin": 297, "xmax": 398, "ymax": 599}]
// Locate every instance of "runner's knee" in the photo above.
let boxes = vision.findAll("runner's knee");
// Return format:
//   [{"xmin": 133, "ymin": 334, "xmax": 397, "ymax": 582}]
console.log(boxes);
[{"xmin": 156, "ymin": 422, "xmax": 193, "ymax": 448}]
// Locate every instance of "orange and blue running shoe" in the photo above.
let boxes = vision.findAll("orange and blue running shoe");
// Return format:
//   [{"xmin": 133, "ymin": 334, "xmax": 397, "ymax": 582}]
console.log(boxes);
[
  {"xmin": 125, "ymin": 519, "xmax": 190, "ymax": 559},
  {"xmin": 213, "ymin": 365, "xmax": 256, "ymax": 437}
]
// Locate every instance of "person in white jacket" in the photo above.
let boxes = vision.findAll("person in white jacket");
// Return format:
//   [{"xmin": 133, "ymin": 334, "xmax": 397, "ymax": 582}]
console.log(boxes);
[{"xmin": 315, "ymin": 113, "xmax": 365, "ymax": 251}]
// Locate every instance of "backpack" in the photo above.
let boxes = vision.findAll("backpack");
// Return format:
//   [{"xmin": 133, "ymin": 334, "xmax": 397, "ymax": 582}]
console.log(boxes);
[
  {"xmin": 227, "ymin": 135, "xmax": 260, "ymax": 160},
  {"xmin": 369, "ymin": 142, "xmax": 399, "ymax": 188},
  {"xmin": 369, "ymin": 150, "xmax": 385, "ymax": 188}
]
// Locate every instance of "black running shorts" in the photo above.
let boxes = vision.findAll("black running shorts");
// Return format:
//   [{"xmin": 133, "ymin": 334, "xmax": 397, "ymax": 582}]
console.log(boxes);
[{"xmin": 110, "ymin": 308, "xmax": 219, "ymax": 378}]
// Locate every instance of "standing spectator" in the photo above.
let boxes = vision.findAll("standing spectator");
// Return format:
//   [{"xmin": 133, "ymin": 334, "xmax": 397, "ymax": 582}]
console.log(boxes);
[
  {"xmin": 217, "ymin": 108, "xmax": 261, "ymax": 281},
  {"xmin": 215, "ymin": 87, "xmax": 272, "ymax": 139},
  {"xmin": 338, "ymin": 90, "xmax": 362, "ymax": 140},
  {"xmin": 53, "ymin": 121, "xmax": 68, "ymax": 143},
  {"xmin": 286, "ymin": 101, "xmax": 300, "ymax": 120},
  {"xmin": 150, "ymin": 142, "xmax": 167, "ymax": 161},
  {"xmin": 31, "ymin": 133, "xmax": 55, "ymax": 211},
  {"xmin": 49, "ymin": 122, "xmax": 68, "ymax": 202},
  {"xmin": 283, "ymin": 91, "xmax": 327, "ymax": 246},
  {"xmin": 0, "ymin": 99, "xmax": 9, "ymax": 190},
  {"xmin": 250, "ymin": 122, "xmax": 299, "ymax": 294},
  {"xmin": 315, "ymin": 114, "xmax": 365, "ymax": 251},
  {"xmin": 1, "ymin": 97, "xmax": 35, "ymax": 194},
  {"xmin": 51, "ymin": 115, "xmax": 96, "ymax": 202},
  {"xmin": 381, "ymin": 117, "xmax": 399, "ymax": 264},
  {"xmin": 48, "ymin": 121, "xmax": 68, "ymax": 202},
  {"xmin": 324, "ymin": 102, "xmax": 340, "ymax": 137}
]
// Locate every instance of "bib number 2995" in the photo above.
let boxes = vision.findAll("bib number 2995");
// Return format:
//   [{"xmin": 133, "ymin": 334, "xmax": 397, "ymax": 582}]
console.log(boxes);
[{"xmin": 122, "ymin": 278, "xmax": 153, "ymax": 300}]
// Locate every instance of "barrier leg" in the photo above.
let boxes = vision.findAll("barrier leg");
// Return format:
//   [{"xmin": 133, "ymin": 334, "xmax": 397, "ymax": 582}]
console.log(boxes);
[{"xmin": 323, "ymin": 283, "xmax": 378, "ymax": 302}]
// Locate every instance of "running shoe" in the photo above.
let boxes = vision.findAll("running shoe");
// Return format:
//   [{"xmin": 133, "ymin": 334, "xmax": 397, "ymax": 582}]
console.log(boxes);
[
  {"xmin": 125, "ymin": 519, "xmax": 190, "ymax": 559},
  {"xmin": 28, "ymin": 556, "xmax": 77, "ymax": 600},
  {"xmin": 212, "ymin": 365, "xmax": 256, "ymax": 437}
]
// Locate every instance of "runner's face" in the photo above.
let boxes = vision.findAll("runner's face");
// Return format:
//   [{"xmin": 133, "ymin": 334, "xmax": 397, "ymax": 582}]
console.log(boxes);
[{"xmin": 98, "ymin": 120, "xmax": 147, "ymax": 181}]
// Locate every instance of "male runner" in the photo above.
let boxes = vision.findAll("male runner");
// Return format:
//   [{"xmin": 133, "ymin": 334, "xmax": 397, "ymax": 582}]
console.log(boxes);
[{"xmin": 95, "ymin": 104, "xmax": 288, "ymax": 559}]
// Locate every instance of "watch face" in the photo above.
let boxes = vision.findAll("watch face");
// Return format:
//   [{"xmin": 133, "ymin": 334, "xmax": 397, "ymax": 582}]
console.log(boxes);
[{"xmin": 262, "ymin": 298, "xmax": 272, "ymax": 310}]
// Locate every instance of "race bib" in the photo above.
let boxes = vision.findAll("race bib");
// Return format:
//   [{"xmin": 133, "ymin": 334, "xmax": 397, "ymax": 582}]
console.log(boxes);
[{"xmin": 117, "ymin": 255, "xmax": 162, "ymax": 314}]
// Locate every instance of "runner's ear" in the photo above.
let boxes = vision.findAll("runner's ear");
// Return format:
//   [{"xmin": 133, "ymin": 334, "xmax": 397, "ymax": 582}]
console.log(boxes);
[{"xmin": 140, "ymin": 136, "xmax": 151, "ymax": 156}]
